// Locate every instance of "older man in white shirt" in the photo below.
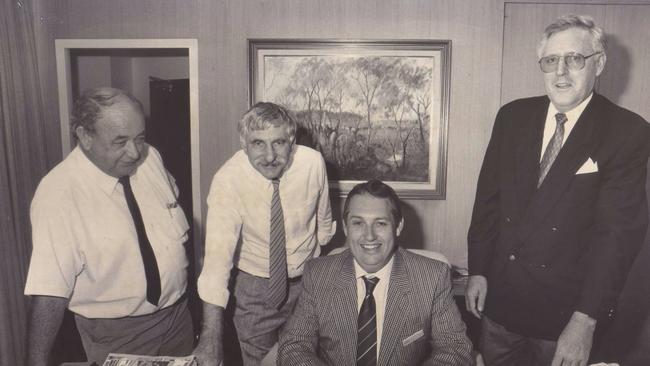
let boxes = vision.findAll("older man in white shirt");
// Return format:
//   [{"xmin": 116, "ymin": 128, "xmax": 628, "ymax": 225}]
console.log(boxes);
[
  {"xmin": 194, "ymin": 102, "xmax": 335, "ymax": 366},
  {"xmin": 25, "ymin": 88, "xmax": 193, "ymax": 366}
]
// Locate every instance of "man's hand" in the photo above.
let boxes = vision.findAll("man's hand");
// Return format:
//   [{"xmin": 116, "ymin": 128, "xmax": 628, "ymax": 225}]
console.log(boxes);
[
  {"xmin": 193, "ymin": 338, "xmax": 223, "ymax": 366},
  {"xmin": 551, "ymin": 311, "xmax": 596, "ymax": 366},
  {"xmin": 465, "ymin": 275, "xmax": 488, "ymax": 319},
  {"xmin": 193, "ymin": 302, "xmax": 225, "ymax": 366}
]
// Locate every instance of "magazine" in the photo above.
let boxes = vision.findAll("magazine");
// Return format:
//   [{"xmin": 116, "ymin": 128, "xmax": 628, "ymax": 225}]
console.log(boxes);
[{"xmin": 101, "ymin": 353, "xmax": 198, "ymax": 366}]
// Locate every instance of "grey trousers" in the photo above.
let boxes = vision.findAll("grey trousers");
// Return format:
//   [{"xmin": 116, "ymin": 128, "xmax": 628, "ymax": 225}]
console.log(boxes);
[
  {"xmin": 231, "ymin": 269, "xmax": 302, "ymax": 366},
  {"xmin": 74, "ymin": 298, "xmax": 194, "ymax": 364}
]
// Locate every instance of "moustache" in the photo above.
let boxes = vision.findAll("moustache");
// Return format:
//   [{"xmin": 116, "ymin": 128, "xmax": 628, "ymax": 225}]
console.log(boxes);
[{"xmin": 259, "ymin": 160, "xmax": 284, "ymax": 167}]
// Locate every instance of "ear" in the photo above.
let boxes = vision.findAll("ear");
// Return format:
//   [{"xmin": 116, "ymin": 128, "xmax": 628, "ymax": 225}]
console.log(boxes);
[
  {"xmin": 342, "ymin": 218, "xmax": 348, "ymax": 237},
  {"xmin": 396, "ymin": 218, "xmax": 404, "ymax": 237},
  {"xmin": 595, "ymin": 52, "xmax": 606, "ymax": 76},
  {"xmin": 75, "ymin": 126, "xmax": 93, "ymax": 151},
  {"xmin": 239, "ymin": 135, "xmax": 248, "ymax": 151}
]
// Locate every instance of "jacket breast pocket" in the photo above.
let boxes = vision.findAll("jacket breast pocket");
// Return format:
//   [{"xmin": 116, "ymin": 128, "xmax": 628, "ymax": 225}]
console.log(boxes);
[{"xmin": 566, "ymin": 172, "xmax": 599, "ymax": 205}]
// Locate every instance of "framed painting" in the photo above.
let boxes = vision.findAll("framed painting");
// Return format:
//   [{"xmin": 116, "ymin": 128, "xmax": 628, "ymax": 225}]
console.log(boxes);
[{"xmin": 249, "ymin": 39, "xmax": 451, "ymax": 199}]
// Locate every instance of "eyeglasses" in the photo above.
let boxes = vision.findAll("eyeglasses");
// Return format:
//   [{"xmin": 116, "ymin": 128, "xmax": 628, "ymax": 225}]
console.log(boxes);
[{"xmin": 538, "ymin": 52, "xmax": 602, "ymax": 73}]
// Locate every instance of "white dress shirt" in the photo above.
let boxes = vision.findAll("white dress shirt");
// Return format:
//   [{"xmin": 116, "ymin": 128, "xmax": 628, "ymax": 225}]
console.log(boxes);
[
  {"xmin": 354, "ymin": 256, "xmax": 394, "ymax": 358},
  {"xmin": 198, "ymin": 145, "xmax": 335, "ymax": 308},
  {"xmin": 540, "ymin": 93, "xmax": 593, "ymax": 161},
  {"xmin": 25, "ymin": 145, "xmax": 189, "ymax": 318}
]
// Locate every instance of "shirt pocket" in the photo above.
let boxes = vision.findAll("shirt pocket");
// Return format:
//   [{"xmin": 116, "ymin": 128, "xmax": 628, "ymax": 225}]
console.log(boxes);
[{"xmin": 145, "ymin": 201, "xmax": 189, "ymax": 242}]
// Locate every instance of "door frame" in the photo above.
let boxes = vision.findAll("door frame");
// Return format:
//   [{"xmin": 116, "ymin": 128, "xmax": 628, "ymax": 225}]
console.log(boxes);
[{"xmin": 55, "ymin": 39, "xmax": 202, "ymax": 262}]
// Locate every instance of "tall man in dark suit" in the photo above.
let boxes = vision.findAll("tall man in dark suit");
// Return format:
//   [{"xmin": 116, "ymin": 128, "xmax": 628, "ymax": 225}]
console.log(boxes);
[
  {"xmin": 466, "ymin": 14, "xmax": 650, "ymax": 366},
  {"xmin": 279, "ymin": 180, "xmax": 472, "ymax": 366}
]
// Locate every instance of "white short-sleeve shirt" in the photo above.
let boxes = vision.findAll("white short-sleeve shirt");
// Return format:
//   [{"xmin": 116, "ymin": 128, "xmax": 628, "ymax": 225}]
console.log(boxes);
[{"xmin": 24, "ymin": 145, "xmax": 189, "ymax": 318}]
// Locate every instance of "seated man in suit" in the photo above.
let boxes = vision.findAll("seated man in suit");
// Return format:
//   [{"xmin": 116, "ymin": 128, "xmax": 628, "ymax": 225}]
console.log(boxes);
[{"xmin": 278, "ymin": 179, "xmax": 472, "ymax": 365}]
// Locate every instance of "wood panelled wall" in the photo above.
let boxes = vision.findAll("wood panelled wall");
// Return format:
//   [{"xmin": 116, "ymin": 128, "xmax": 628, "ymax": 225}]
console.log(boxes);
[{"xmin": 30, "ymin": 0, "xmax": 650, "ymax": 269}]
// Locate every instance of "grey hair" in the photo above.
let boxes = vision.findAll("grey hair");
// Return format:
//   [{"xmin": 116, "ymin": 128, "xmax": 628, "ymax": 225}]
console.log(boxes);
[
  {"xmin": 536, "ymin": 14, "xmax": 607, "ymax": 58},
  {"xmin": 71, "ymin": 87, "xmax": 144, "ymax": 138},
  {"xmin": 238, "ymin": 102, "xmax": 296, "ymax": 142}
]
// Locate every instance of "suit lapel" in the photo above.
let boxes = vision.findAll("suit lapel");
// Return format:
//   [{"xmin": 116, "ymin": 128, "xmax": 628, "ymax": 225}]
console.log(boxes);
[
  {"xmin": 518, "ymin": 96, "xmax": 598, "ymax": 242},
  {"xmin": 514, "ymin": 99, "xmax": 547, "ymax": 215},
  {"xmin": 330, "ymin": 252, "xmax": 358, "ymax": 366},
  {"xmin": 378, "ymin": 249, "xmax": 412, "ymax": 366}
]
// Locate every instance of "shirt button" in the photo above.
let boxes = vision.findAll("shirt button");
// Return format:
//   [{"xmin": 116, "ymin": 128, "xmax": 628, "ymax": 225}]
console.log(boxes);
[
  {"xmin": 551, "ymin": 227, "xmax": 559, "ymax": 232},
  {"xmin": 505, "ymin": 217, "xmax": 511, "ymax": 223},
  {"xmin": 509, "ymin": 254, "xmax": 516, "ymax": 261}
]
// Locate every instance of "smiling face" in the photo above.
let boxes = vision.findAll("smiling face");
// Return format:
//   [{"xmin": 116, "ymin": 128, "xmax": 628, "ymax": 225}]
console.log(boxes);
[
  {"xmin": 76, "ymin": 99, "xmax": 147, "ymax": 178},
  {"xmin": 541, "ymin": 27, "xmax": 605, "ymax": 112},
  {"xmin": 344, "ymin": 193, "xmax": 404, "ymax": 273},
  {"xmin": 242, "ymin": 125, "xmax": 294, "ymax": 180}
]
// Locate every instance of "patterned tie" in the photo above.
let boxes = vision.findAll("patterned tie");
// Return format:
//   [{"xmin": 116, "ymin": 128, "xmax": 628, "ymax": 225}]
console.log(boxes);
[
  {"xmin": 538, "ymin": 113, "xmax": 568, "ymax": 187},
  {"xmin": 267, "ymin": 179, "xmax": 288, "ymax": 309},
  {"xmin": 357, "ymin": 276, "xmax": 380, "ymax": 366},
  {"xmin": 118, "ymin": 176, "xmax": 161, "ymax": 306}
]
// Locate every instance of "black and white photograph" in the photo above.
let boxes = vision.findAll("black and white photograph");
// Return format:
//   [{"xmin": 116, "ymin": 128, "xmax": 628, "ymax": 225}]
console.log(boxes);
[{"xmin": 2, "ymin": 1, "xmax": 650, "ymax": 366}]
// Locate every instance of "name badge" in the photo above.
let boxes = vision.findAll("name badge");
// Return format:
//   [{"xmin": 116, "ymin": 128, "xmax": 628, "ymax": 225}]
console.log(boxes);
[{"xmin": 401, "ymin": 329, "xmax": 424, "ymax": 346}]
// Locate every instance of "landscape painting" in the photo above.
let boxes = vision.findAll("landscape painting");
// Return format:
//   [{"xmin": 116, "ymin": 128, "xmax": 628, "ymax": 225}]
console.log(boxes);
[{"xmin": 249, "ymin": 40, "xmax": 451, "ymax": 198}]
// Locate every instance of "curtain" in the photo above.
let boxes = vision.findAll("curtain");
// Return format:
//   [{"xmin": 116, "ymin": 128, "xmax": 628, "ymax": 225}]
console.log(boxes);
[{"xmin": 0, "ymin": 0, "xmax": 50, "ymax": 364}]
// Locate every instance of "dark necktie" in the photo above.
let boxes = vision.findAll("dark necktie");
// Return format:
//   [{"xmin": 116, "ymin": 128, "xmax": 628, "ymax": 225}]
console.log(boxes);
[
  {"xmin": 538, "ymin": 113, "xmax": 568, "ymax": 187},
  {"xmin": 267, "ymin": 179, "xmax": 288, "ymax": 309},
  {"xmin": 357, "ymin": 276, "xmax": 379, "ymax": 366},
  {"xmin": 118, "ymin": 176, "xmax": 161, "ymax": 306}
]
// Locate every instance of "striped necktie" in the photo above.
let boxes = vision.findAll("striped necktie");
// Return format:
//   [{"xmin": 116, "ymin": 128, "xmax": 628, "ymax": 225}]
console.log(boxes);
[
  {"xmin": 118, "ymin": 175, "xmax": 161, "ymax": 306},
  {"xmin": 357, "ymin": 276, "xmax": 380, "ymax": 366},
  {"xmin": 267, "ymin": 179, "xmax": 288, "ymax": 309},
  {"xmin": 538, "ymin": 113, "xmax": 568, "ymax": 187}
]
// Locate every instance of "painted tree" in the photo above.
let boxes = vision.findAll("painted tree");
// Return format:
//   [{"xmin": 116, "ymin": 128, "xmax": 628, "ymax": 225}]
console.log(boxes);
[
  {"xmin": 402, "ymin": 64, "xmax": 431, "ymax": 149},
  {"xmin": 379, "ymin": 60, "xmax": 416, "ymax": 171},
  {"xmin": 350, "ymin": 57, "xmax": 394, "ymax": 151}
]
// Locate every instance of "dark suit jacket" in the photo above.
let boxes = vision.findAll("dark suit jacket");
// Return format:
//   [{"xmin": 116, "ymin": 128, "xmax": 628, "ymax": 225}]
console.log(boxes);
[
  {"xmin": 468, "ymin": 93, "xmax": 650, "ymax": 340},
  {"xmin": 278, "ymin": 247, "xmax": 472, "ymax": 366}
]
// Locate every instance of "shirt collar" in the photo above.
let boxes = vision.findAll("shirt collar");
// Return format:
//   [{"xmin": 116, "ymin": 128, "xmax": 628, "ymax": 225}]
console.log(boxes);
[
  {"xmin": 548, "ymin": 92, "xmax": 593, "ymax": 123},
  {"xmin": 354, "ymin": 254, "xmax": 395, "ymax": 282},
  {"xmin": 70, "ymin": 145, "xmax": 121, "ymax": 195}
]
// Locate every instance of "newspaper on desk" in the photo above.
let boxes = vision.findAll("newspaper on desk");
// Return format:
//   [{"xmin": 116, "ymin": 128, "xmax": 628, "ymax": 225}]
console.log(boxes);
[{"xmin": 102, "ymin": 353, "xmax": 197, "ymax": 366}]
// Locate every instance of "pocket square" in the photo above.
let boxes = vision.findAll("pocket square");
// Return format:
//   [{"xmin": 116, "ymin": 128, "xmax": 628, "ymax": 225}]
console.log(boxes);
[
  {"xmin": 576, "ymin": 158, "xmax": 598, "ymax": 174},
  {"xmin": 401, "ymin": 329, "xmax": 424, "ymax": 346}
]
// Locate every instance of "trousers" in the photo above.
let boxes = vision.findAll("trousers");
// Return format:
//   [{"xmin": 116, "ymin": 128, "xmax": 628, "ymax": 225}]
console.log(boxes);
[
  {"xmin": 231, "ymin": 269, "xmax": 302, "ymax": 365},
  {"xmin": 74, "ymin": 298, "xmax": 194, "ymax": 364}
]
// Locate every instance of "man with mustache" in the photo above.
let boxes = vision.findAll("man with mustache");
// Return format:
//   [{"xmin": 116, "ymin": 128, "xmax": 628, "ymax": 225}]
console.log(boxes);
[
  {"xmin": 25, "ymin": 87, "xmax": 194, "ymax": 365},
  {"xmin": 466, "ymin": 14, "xmax": 650, "ymax": 365},
  {"xmin": 194, "ymin": 102, "xmax": 335, "ymax": 365}
]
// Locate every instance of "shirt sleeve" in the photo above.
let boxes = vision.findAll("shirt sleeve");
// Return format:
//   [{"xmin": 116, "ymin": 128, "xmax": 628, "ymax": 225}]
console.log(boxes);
[
  {"xmin": 197, "ymin": 170, "xmax": 243, "ymax": 307},
  {"xmin": 24, "ymin": 191, "xmax": 82, "ymax": 298},
  {"xmin": 315, "ymin": 153, "xmax": 335, "ymax": 246}
]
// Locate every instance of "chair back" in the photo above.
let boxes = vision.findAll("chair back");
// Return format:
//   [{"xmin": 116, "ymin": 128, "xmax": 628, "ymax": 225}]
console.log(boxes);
[{"xmin": 328, "ymin": 246, "xmax": 450, "ymax": 267}]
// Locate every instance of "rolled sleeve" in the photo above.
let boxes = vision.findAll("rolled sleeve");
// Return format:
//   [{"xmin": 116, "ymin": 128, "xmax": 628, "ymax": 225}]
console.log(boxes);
[
  {"xmin": 315, "ymin": 154, "xmax": 335, "ymax": 246},
  {"xmin": 197, "ymin": 172, "xmax": 243, "ymax": 308}
]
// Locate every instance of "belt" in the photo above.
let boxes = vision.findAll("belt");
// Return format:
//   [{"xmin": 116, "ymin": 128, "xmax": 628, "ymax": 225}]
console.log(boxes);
[
  {"xmin": 288, "ymin": 275, "xmax": 302, "ymax": 283},
  {"xmin": 236, "ymin": 268, "xmax": 302, "ymax": 283}
]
